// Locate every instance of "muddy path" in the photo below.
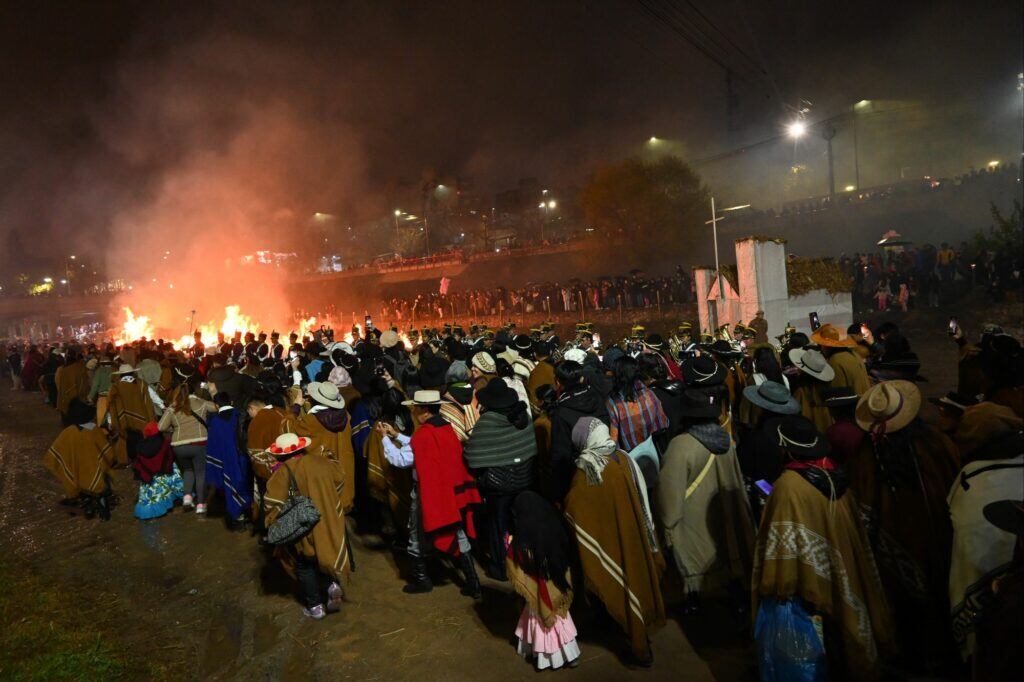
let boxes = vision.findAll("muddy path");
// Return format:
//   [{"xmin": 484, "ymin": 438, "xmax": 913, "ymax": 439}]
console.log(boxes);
[{"xmin": 0, "ymin": 383, "xmax": 754, "ymax": 681}]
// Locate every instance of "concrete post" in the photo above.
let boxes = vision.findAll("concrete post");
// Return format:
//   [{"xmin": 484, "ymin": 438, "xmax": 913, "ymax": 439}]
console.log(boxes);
[
  {"xmin": 735, "ymin": 237, "xmax": 790, "ymax": 340},
  {"xmin": 692, "ymin": 267, "xmax": 714, "ymax": 335}
]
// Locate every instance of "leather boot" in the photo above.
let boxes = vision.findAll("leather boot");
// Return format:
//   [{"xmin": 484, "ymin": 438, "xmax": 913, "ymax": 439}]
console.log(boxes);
[
  {"xmin": 457, "ymin": 553, "xmax": 482, "ymax": 599},
  {"xmin": 97, "ymin": 494, "xmax": 111, "ymax": 521},
  {"xmin": 402, "ymin": 557, "xmax": 433, "ymax": 594}
]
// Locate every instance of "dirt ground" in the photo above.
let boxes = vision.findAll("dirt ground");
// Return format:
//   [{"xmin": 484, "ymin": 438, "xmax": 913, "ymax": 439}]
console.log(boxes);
[
  {"xmin": 0, "ymin": 388, "xmax": 754, "ymax": 681},
  {"xmin": 0, "ymin": 299, "xmax": 1014, "ymax": 680}
]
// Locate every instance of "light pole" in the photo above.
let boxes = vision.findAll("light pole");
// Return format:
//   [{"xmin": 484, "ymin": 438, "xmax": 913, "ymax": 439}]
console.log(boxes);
[
  {"xmin": 788, "ymin": 118, "xmax": 838, "ymax": 197},
  {"xmin": 393, "ymin": 209, "xmax": 402, "ymax": 247},
  {"xmin": 65, "ymin": 255, "xmax": 75, "ymax": 294},
  {"xmin": 705, "ymin": 198, "xmax": 749, "ymax": 328}
]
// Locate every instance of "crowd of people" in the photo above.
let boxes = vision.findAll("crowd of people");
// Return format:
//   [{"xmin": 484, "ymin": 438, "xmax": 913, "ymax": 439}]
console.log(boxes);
[
  {"xmin": 374, "ymin": 269, "xmax": 695, "ymax": 323},
  {"xmin": 3, "ymin": 307, "xmax": 1023, "ymax": 678},
  {"xmin": 840, "ymin": 240, "xmax": 1022, "ymax": 312}
]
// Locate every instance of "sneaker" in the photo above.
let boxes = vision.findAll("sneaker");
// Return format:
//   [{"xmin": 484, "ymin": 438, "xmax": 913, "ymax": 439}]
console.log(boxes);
[
  {"xmin": 195, "ymin": 504, "xmax": 207, "ymax": 515},
  {"xmin": 326, "ymin": 582, "xmax": 343, "ymax": 613},
  {"xmin": 182, "ymin": 494, "xmax": 195, "ymax": 510},
  {"xmin": 303, "ymin": 604, "xmax": 326, "ymax": 620}
]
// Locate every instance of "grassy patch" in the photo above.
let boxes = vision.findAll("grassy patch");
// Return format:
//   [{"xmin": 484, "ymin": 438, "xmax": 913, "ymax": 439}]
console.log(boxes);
[{"xmin": 0, "ymin": 562, "xmax": 160, "ymax": 681}]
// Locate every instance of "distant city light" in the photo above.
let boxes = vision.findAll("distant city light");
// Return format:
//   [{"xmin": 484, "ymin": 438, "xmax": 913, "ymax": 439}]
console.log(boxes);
[
  {"xmin": 649, "ymin": 136, "xmax": 658, "ymax": 143},
  {"xmin": 854, "ymin": 100, "xmax": 870, "ymax": 109},
  {"xmin": 394, "ymin": 209, "xmax": 402, "ymax": 216},
  {"xmin": 988, "ymin": 160, "xmax": 1000, "ymax": 168},
  {"xmin": 43, "ymin": 277, "xmax": 52, "ymax": 283},
  {"xmin": 538, "ymin": 203, "xmax": 546, "ymax": 209},
  {"xmin": 59, "ymin": 279, "xmax": 68, "ymax": 285},
  {"xmin": 844, "ymin": 185, "xmax": 856, "ymax": 191},
  {"xmin": 787, "ymin": 121, "xmax": 807, "ymax": 138},
  {"xmin": 69, "ymin": 254, "xmax": 76, "ymax": 260},
  {"xmin": 547, "ymin": 200, "xmax": 557, "ymax": 209}
]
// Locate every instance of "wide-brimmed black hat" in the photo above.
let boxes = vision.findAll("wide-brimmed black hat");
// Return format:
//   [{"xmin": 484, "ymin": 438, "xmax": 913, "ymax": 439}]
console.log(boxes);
[
  {"xmin": 983, "ymin": 500, "xmax": 1024, "ymax": 537},
  {"xmin": 643, "ymin": 334, "xmax": 666, "ymax": 351},
  {"xmin": 821, "ymin": 386, "xmax": 858, "ymax": 408},
  {"xmin": 417, "ymin": 355, "xmax": 450, "ymax": 390},
  {"xmin": 679, "ymin": 388, "xmax": 722, "ymax": 419},
  {"xmin": 513, "ymin": 334, "xmax": 534, "ymax": 351},
  {"xmin": 707, "ymin": 339, "xmax": 742, "ymax": 358},
  {"xmin": 927, "ymin": 391, "xmax": 978, "ymax": 416},
  {"xmin": 774, "ymin": 415, "xmax": 830, "ymax": 459},
  {"xmin": 680, "ymin": 354, "xmax": 726, "ymax": 386},
  {"xmin": 743, "ymin": 381, "xmax": 801, "ymax": 414},
  {"xmin": 476, "ymin": 378, "xmax": 520, "ymax": 410}
]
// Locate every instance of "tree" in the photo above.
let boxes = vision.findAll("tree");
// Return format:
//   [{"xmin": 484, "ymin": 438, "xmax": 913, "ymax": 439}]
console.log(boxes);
[
  {"xmin": 579, "ymin": 156, "xmax": 707, "ymax": 257},
  {"xmin": 973, "ymin": 200, "xmax": 1023, "ymax": 255}
]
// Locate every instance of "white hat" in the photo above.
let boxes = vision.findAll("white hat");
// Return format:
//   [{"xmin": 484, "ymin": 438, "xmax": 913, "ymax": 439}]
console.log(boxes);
[
  {"xmin": 307, "ymin": 381, "xmax": 346, "ymax": 409},
  {"xmin": 380, "ymin": 330, "xmax": 401, "ymax": 349},
  {"xmin": 789, "ymin": 348, "xmax": 836, "ymax": 382},
  {"xmin": 402, "ymin": 389, "xmax": 443, "ymax": 406},
  {"xmin": 112, "ymin": 363, "xmax": 138, "ymax": 375},
  {"xmin": 563, "ymin": 348, "xmax": 587, "ymax": 364},
  {"xmin": 471, "ymin": 352, "xmax": 496, "ymax": 374}
]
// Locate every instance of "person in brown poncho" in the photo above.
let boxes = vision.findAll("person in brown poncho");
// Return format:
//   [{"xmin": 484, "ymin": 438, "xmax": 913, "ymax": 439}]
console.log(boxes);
[
  {"xmin": 106, "ymin": 363, "xmax": 155, "ymax": 464},
  {"xmin": 43, "ymin": 399, "xmax": 124, "ymax": 520},
  {"xmin": 563, "ymin": 417, "xmax": 665, "ymax": 666},
  {"xmin": 850, "ymin": 380, "xmax": 961, "ymax": 672},
  {"xmin": 263, "ymin": 433, "xmax": 351, "ymax": 620},
  {"xmin": 54, "ymin": 347, "xmax": 90, "ymax": 425},
  {"xmin": 283, "ymin": 382, "xmax": 356, "ymax": 513},
  {"xmin": 753, "ymin": 415, "xmax": 894, "ymax": 680}
]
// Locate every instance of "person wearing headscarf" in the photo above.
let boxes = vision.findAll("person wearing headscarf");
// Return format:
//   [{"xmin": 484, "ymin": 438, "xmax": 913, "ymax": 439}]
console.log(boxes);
[
  {"xmin": 506, "ymin": 490, "xmax": 580, "ymax": 671},
  {"xmin": 43, "ymin": 398, "xmax": 123, "ymax": 520},
  {"xmin": 548, "ymin": 360, "xmax": 610, "ymax": 501},
  {"xmin": 263, "ymin": 433, "xmax": 351, "ymax": 620},
  {"xmin": 944, "ymin": 403, "xmax": 1023, "ymax": 662},
  {"xmin": 563, "ymin": 417, "xmax": 665, "ymax": 666},
  {"xmin": 283, "ymin": 381, "xmax": 356, "ymax": 513},
  {"xmin": 464, "ymin": 379, "xmax": 537, "ymax": 581},
  {"xmin": 132, "ymin": 421, "xmax": 184, "ymax": 520},
  {"xmin": 753, "ymin": 416, "xmax": 894, "ymax": 680},
  {"xmin": 850, "ymin": 380, "xmax": 961, "ymax": 671},
  {"xmin": 658, "ymin": 389, "xmax": 755, "ymax": 614},
  {"xmin": 206, "ymin": 392, "xmax": 253, "ymax": 531}
]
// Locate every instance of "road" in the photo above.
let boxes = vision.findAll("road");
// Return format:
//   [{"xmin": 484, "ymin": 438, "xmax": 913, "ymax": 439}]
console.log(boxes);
[{"xmin": 0, "ymin": 382, "xmax": 754, "ymax": 681}]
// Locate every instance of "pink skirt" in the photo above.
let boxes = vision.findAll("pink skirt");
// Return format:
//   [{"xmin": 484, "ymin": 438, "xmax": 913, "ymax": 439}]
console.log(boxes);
[{"xmin": 515, "ymin": 605, "xmax": 580, "ymax": 670}]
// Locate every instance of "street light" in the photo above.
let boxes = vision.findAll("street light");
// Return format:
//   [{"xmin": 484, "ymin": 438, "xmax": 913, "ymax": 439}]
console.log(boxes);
[
  {"xmin": 43, "ymin": 277, "xmax": 53, "ymax": 283},
  {"xmin": 787, "ymin": 121, "xmax": 807, "ymax": 138}
]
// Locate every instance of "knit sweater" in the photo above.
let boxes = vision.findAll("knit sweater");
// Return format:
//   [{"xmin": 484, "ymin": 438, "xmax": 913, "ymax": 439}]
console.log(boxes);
[{"xmin": 463, "ymin": 410, "xmax": 537, "ymax": 470}]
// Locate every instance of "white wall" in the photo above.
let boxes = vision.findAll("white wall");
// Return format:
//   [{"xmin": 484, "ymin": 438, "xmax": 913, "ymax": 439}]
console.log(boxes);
[
  {"xmin": 787, "ymin": 291, "xmax": 854, "ymax": 336},
  {"xmin": 736, "ymin": 238, "xmax": 789, "ymax": 340}
]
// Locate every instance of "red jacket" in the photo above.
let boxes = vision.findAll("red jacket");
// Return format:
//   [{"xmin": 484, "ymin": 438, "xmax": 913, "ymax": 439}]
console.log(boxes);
[{"xmin": 412, "ymin": 418, "xmax": 481, "ymax": 555}]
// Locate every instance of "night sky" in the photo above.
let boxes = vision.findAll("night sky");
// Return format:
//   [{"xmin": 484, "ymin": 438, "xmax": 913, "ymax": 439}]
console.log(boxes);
[{"xmin": 1, "ymin": 0, "xmax": 1021, "ymax": 264}]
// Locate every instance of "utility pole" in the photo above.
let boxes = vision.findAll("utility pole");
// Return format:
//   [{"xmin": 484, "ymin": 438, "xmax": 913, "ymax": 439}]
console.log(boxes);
[{"xmin": 822, "ymin": 125, "xmax": 837, "ymax": 197}]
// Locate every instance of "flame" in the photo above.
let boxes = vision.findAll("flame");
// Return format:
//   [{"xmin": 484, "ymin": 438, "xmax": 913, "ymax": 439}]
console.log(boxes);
[{"xmin": 119, "ymin": 307, "xmax": 155, "ymax": 345}]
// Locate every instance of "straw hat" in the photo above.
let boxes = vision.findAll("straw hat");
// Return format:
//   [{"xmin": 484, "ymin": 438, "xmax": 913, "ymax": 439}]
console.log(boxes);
[
  {"xmin": 402, "ymin": 389, "xmax": 443, "ymax": 406},
  {"xmin": 307, "ymin": 381, "xmax": 346, "ymax": 409},
  {"xmin": 266, "ymin": 432, "xmax": 312, "ymax": 456},
  {"xmin": 138, "ymin": 358, "xmax": 163, "ymax": 385},
  {"xmin": 380, "ymin": 330, "xmax": 401, "ymax": 349},
  {"xmin": 789, "ymin": 348, "xmax": 836, "ymax": 382},
  {"xmin": 855, "ymin": 380, "xmax": 921, "ymax": 433},
  {"xmin": 112, "ymin": 363, "xmax": 138, "ymax": 376},
  {"xmin": 810, "ymin": 324, "xmax": 857, "ymax": 348}
]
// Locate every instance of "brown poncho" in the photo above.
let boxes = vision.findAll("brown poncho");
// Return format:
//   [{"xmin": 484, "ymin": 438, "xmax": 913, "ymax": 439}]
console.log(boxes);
[
  {"xmin": 365, "ymin": 428, "xmax": 414, "ymax": 526},
  {"xmin": 564, "ymin": 449, "xmax": 665, "ymax": 661},
  {"xmin": 284, "ymin": 409, "xmax": 356, "ymax": 512},
  {"xmin": 43, "ymin": 425, "xmax": 123, "ymax": 497},
  {"xmin": 753, "ymin": 470, "xmax": 895, "ymax": 677},
  {"xmin": 848, "ymin": 422, "xmax": 960, "ymax": 663},
  {"xmin": 247, "ymin": 406, "xmax": 289, "ymax": 480},
  {"xmin": 264, "ymin": 454, "xmax": 351, "ymax": 584},
  {"xmin": 107, "ymin": 378, "xmax": 155, "ymax": 438},
  {"xmin": 55, "ymin": 360, "xmax": 89, "ymax": 415}
]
